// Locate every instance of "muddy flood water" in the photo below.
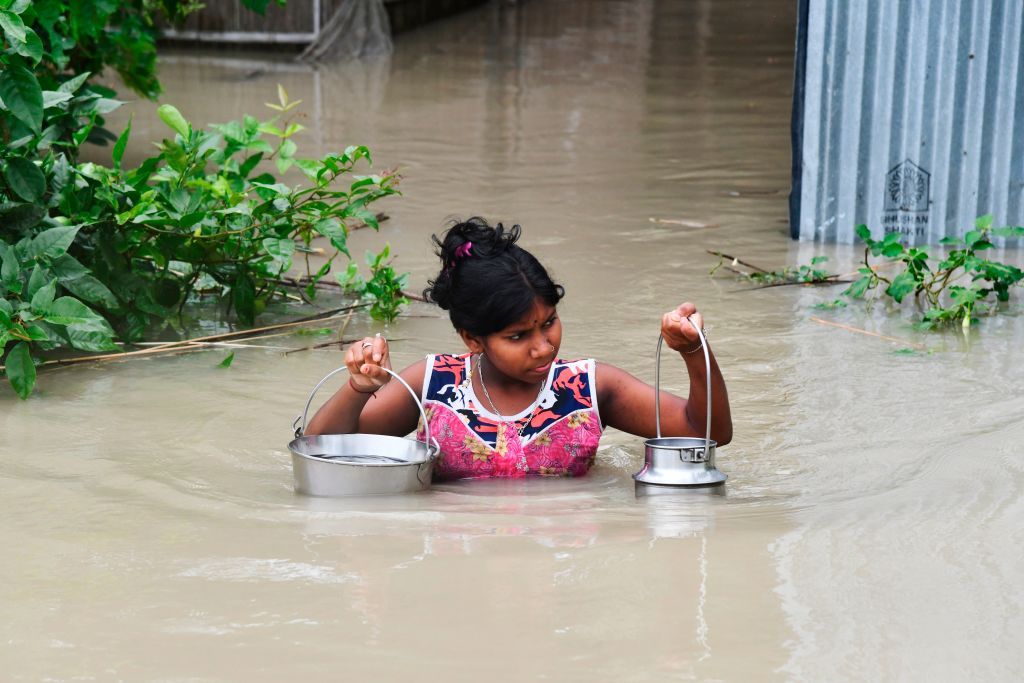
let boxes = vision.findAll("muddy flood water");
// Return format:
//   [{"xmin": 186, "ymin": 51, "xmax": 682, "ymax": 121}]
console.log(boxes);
[{"xmin": 3, "ymin": 0, "xmax": 1024, "ymax": 680}]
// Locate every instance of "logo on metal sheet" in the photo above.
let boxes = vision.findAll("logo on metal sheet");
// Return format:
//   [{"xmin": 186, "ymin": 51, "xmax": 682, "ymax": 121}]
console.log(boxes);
[{"xmin": 882, "ymin": 159, "xmax": 931, "ymax": 237}]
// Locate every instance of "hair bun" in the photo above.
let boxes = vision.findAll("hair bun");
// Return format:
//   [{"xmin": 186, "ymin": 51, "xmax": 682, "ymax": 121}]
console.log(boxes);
[
  {"xmin": 423, "ymin": 217, "xmax": 563, "ymax": 334},
  {"xmin": 436, "ymin": 216, "xmax": 521, "ymax": 263}
]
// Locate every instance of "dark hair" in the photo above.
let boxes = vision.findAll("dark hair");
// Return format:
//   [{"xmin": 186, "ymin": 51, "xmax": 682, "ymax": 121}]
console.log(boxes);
[{"xmin": 423, "ymin": 217, "xmax": 565, "ymax": 336}]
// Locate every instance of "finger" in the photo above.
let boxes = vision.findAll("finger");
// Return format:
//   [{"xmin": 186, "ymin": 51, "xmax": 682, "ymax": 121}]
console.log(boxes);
[
  {"xmin": 662, "ymin": 312, "xmax": 675, "ymax": 335},
  {"xmin": 688, "ymin": 312, "xmax": 704, "ymax": 334},
  {"xmin": 372, "ymin": 333, "xmax": 386, "ymax": 363},
  {"xmin": 360, "ymin": 362, "xmax": 389, "ymax": 384},
  {"xmin": 677, "ymin": 302, "xmax": 696, "ymax": 318},
  {"xmin": 359, "ymin": 336, "xmax": 376, "ymax": 365},
  {"xmin": 345, "ymin": 343, "xmax": 365, "ymax": 376}
]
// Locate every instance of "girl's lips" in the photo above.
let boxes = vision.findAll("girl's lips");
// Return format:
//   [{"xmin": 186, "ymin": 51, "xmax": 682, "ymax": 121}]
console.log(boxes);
[{"xmin": 532, "ymin": 362, "xmax": 552, "ymax": 374}]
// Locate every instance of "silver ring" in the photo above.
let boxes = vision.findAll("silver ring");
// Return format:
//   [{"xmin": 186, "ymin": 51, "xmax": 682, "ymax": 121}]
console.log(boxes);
[{"xmin": 361, "ymin": 342, "xmax": 373, "ymax": 349}]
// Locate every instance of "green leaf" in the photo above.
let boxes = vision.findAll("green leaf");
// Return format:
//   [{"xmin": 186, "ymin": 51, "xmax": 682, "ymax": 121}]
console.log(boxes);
[
  {"xmin": 842, "ymin": 275, "xmax": 872, "ymax": 299},
  {"xmin": 179, "ymin": 211, "xmax": 206, "ymax": 229},
  {"xmin": 50, "ymin": 253, "xmax": 89, "ymax": 281},
  {"xmin": 0, "ymin": 307, "xmax": 12, "ymax": 330},
  {"xmin": 57, "ymin": 72, "xmax": 91, "ymax": 94},
  {"xmin": 1, "ymin": 249, "xmax": 21, "ymax": 294},
  {"xmin": 239, "ymin": 152, "xmax": 263, "ymax": 177},
  {"xmin": 313, "ymin": 217, "xmax": 349, "ymax": 255},
  {"xmin": 3, "ymin": 157, "xmax": 46, "ymax": 202},
  {"xmin": 91, "ymin": 98, "xmax": 122, "ymax": 115},
  {"xmin": 991, "ymin": 226, "xmax": 1024, "ymax": 238},
  {"xmin": 975, "ymin": 214, "xmax": 993, "ymax": 230},
  {"xmin": 30, "ymin": 279, "xmax": 56, "ymax": 312},
  {"xmin": 278, "ymin": 139, "xmax": 297, "ymax": 159},
  {"xmin": 23, "ymin": 324, "xmax": 48, "ymax": 342},
  {"xmin": 262, "ymin": 237, "xmax": 295, "ymax": 263},
  {"xmin": 61, "ymin": 275, "xmax": 118, "ymax": 310},
  {"xmin": 13, "ymin": 27, "xmax": 42, "ymax": 63},
  {"xmin": 0, "ymin": 9, "xmax": 27, "ymax": 43},
  {"xmin": 112, "ymin": 115, "xmax": 132, "ymax": 169},
  {"xmin": 0, "ymin": 61, "xmax": 42, "ymax": 132},
  {"xmin": 3, "ymin": 341, "xmax": 35, "ymax": 399},
  {"xmin": 64, "ymin": 326, "xmax": 118, "ymax": 353},
  {"xmin": 881, "ymin": 241, "xmax": 905, "ymax": 258},
  {"xmin": 0, "ymin": 297, "xmax": 11, "ymax": 315},
  {"xmin": 218, "ymin": 351, "xmax": 235, "ymax": 368},
  {"xmin": 855, "ymin": 224, "xmax": 872, "ymax": 242},
  {"xmin": 29, "ymin": 225, "xmax": 80, "ymax": 260},
  {"xmin": 0, "ymin": 202, "xmax": 45, "ymax": 231},
  {"xmin": 157, "ymin": 104, "xmax": 191, "ymax": 139},
  {"xmin": 964, "ymin": 230, "xmax": 983, "ymax": 248},
  {"xmin": 43, "ymin": 296, "xmax": 107, "ymax": 328},
  {"xmin": 41, "ymin": 90, "xmax": 73, "ymax": 109},
  {"xmin": 885, "ymin": 271, "xmax": 917, "ymax": 303},
  {"xmin": 26, "ymin": 265, "xmax": 47, "ymax": 298}
]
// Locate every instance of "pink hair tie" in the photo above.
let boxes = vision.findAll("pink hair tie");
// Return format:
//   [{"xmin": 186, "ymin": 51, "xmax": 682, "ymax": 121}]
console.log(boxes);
[{"xmin": 455, "ymin": 242, "xmax": 473, "ymax": 260}]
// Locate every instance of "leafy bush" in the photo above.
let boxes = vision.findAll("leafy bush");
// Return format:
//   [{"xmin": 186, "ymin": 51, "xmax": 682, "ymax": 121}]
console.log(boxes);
[
  {"xmin": 844, "ymin": 216, "xmax": 1024, "ymax": 328},
  {"xmin": 1, "ymin": 1, "xmax": 406, "ymax": 399}
]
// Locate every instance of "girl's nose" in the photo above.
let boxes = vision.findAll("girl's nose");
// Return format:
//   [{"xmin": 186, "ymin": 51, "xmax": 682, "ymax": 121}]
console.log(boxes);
[{"xmin": 531, "ymin": 336, "xmax": 553, "ymax": 358}]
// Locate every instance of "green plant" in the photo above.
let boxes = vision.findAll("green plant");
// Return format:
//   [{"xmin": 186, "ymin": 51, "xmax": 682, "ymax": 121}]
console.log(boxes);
[
  {"xmin": 1, "ymin": 2, "xmax": 411, "ymax": 400},
  {"xmin": 746, "ymin": 255, "xmax": 835, "ymax": 285},
  {"xmin": 843, "ymin": 216, "xmax": 1024, "ymax": 328},
  {"xmin": 337, "ymin": 244, "xmax": 409, "ymax": 323},
  {"xmin": 0, "ymin": 224, "xmax": 119, "ymax": 397},
  {"xmin": 2, "ymin": 89, "xmax": 403, "ymax": 398}
]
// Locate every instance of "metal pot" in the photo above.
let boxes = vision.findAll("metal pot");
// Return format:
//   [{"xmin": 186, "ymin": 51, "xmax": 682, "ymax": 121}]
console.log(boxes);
[
  {"xmin": 633, "ymin": 323, "xmax": 728, "ymax": 488},
  {"xmin": 288, "ymin": 366, "xmax": 439, "ymax": 496}
]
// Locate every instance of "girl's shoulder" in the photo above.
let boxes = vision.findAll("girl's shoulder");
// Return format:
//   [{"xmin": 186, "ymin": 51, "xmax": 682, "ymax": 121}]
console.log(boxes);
[
  {"xmin": 423, "ymin": 352, "xmax": 471, "ymax": 393},
  {"xmin": 426, "ymin": 351, "xmax": 471, "ymax": 373}
]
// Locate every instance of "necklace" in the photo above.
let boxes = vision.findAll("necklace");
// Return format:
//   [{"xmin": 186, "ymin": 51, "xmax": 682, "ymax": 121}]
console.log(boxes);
[{"xmin": 476, "ymin": 354, "xmax": 547, "ymax": 468}]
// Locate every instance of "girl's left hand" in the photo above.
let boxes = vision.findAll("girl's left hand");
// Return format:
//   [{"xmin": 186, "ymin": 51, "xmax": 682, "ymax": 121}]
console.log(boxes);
[{"xmin": 661, "ymin": 302, "xmax": 704, "ymax": 354}]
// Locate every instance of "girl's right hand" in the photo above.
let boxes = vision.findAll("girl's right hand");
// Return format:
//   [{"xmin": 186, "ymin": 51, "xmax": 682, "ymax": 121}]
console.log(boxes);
[{"xmin": 346, "ymin": 334, "xmax": 391, "ymax": 393}]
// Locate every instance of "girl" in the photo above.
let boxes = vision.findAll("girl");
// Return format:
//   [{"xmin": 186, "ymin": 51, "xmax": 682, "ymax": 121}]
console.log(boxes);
[{"xmin": 305, "ymin": 217, "xmax": 732, "ymax": 480}]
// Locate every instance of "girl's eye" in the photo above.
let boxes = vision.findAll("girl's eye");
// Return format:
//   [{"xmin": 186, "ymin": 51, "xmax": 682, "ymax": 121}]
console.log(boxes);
[
  {"xmin": 508, "ymin": 333, "xmax": 523, "ymax": 341},
  {"xmin": 543, "ymin": 317, "xmax": 557, "ymax": 328}
]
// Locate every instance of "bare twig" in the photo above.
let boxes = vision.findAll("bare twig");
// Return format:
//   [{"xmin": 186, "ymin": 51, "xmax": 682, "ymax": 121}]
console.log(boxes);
[
  {"xmin": 283, "ymin": 336, "xmax": 409, "ymax": 356},
  {"xmin": 706, "ymin": 250, "xmax": 771, "ymax": 274},
  {"xmin": 809, "ymin": 316, "xmax": 927, "ymax": 350},
  {"xmin": 734, "ymin": 277, "xmax": 853, "ymax": 292},
  {"xmin": 4, "ymin": 303, "xmax": 370, "ymax": 372}
]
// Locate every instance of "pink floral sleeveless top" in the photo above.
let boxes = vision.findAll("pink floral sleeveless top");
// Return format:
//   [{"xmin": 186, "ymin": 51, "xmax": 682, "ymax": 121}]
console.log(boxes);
[{"xmin": 416, "ymin": 354, "xmax": 603, "ymax": 480}]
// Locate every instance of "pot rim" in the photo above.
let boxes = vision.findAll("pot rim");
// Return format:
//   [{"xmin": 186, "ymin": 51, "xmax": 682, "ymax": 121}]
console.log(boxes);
[{"xmin": 288, "ymin": 434, "xmax": 438, "ymax": 467}]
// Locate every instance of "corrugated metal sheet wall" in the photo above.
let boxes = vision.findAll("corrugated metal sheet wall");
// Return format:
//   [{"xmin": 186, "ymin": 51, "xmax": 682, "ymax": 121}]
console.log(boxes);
[{"xmin": 792, "ymin": 0, "xmax": 1024, "ymax": 244}]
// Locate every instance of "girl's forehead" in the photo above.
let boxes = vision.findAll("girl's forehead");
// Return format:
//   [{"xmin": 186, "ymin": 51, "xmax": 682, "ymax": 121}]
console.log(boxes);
[{"xmin": 505, "ymin": 300, "xmax": 557, "ymax": 329}]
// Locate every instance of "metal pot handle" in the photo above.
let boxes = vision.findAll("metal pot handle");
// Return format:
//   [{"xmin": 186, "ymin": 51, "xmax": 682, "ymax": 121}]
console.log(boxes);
[
  {"xmin": 654, "ymin": 319, "xmax": 712, "ymax": 448},
  {"xmin": 293, "ymin": 365, "xmax": 438, "ymax": 457}
]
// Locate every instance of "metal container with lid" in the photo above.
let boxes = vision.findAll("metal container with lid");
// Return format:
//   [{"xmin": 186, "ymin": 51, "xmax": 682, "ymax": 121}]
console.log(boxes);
[{"xmin": 633, "ymin": 321, "xmax": 728, "ymax": 488}]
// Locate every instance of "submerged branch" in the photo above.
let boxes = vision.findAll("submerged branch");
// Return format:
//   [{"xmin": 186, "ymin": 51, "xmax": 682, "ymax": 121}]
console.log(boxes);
[
  {"xmin": 2, "ymin": 303, "xmax": 371, "ymax": 372},
  {"xmin": 706, "ymin": 250, "xmax": 771, "ymax": 273},
  {"xmin": 809, "ymin": 316, "xmax": 927, "ymax": 350}
]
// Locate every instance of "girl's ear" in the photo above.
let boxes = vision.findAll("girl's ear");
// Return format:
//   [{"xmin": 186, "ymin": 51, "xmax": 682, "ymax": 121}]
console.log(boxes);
[{"xmin": 458, "ymin": 329, "xmax": 484, "ymax": 354}]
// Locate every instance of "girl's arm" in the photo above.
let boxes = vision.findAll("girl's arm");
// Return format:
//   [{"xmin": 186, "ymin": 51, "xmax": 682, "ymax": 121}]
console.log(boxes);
[
  {"xmin": 304, "ymin": 335, "xmax": 425, "ymax": 438},
  {"xmin": 596, "ymin": 303, "xmax": 732, "ymax": 445}
]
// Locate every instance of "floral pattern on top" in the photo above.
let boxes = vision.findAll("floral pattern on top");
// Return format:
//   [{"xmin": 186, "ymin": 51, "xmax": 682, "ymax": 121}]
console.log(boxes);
[{"xmin": 417, "ymin": 353, "xmax": 603, "ymax": 480}]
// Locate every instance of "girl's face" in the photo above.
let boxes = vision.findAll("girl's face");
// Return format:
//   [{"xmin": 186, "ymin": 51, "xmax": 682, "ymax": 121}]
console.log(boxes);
[{"xmin": 461, "ymin": 298, "xmax": 562, "ymax": 385}]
